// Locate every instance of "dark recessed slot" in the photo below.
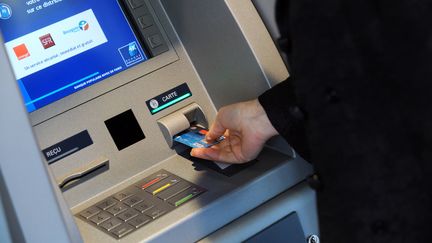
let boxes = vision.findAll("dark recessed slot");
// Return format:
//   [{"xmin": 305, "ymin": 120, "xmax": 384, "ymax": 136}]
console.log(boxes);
[
  {"xmin": 60, "ymin": 160, "xmax": 110, "ymax": 192},
  {"xmin": 178, "ymin": 149, "xmax": 257, "ymax": 177},
  {"xmin": 105, "ymin": 110, "xmax": 146, "ymax": 150}
]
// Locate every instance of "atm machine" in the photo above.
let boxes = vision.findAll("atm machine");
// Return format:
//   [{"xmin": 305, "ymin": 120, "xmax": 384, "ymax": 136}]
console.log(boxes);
[{"xmin": 0, "ymin": 0, "xmax": 319, "ymax": 242}]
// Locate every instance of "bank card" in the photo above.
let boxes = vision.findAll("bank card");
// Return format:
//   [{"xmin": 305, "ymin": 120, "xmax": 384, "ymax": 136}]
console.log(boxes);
[{"xmin": 174, "ymin": 125, "xmax": 224, "ymax": 148}]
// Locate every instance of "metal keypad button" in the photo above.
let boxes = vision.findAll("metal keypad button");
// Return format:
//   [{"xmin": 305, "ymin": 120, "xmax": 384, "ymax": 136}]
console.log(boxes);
[
  {"xmin": 80, "ymin": 206, "xmax": 100, "ymax": 219},
  {"xmin": 96, "ymin": 198, "xmax": 117, "ymax": 210},
  {"xmin": 144, "ymin": 206, "xmax": 166, "ymax": 219},
  {"xmin": 111, "ymin": 223, "xmax": 134, "ymax": 238},
  {"xmin": 123, "ymin": 195, "xmax": 144, "ymax": 207},
  {"xmin": 106, "ymin": 203, "xmax": 128, "ymax": 216},
  {"xmin": 89, "ymin": 211, "xmax": 111, "ymax": 225},
  {"xmin": 100, "ymin": 217, "xmax": 123, "ymax": 231},
  {"xmin": 128, "ymin": 215, "xmax": 151, "ymax": 229},
  {"xmin": 113, "ymin": 190, "xmax": 135, "ymax": 201},
  {"xmin": 133, "ymin": 201, "xmax": 154, "ymax": 213},
  {"xmin": 117, "ymin": 208, "xmax": 139, "ymax": 222}
]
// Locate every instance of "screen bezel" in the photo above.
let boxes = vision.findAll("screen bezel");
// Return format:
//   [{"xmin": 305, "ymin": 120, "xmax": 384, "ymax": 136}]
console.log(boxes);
[{"xmin": 26, "ymin": 2, "xmax": 178, "ymax": 126}]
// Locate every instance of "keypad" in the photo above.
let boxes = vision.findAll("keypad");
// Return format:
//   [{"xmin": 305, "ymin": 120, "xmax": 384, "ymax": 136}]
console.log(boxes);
[{"xmin": 77, "ymin": 170, "xmax": 206, "ymax": 239}]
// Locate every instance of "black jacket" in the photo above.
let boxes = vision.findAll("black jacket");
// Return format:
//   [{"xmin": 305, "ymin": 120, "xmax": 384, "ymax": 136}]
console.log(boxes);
[{"xmin": 259, "ymin": 1, "xmax": 432, "ymax": 242}]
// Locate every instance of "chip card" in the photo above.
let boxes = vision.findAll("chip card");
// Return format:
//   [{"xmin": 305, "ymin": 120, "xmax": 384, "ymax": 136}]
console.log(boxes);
[{"xmin": 174, "ymin": 125, "xmax": 224, "ymax": 148}]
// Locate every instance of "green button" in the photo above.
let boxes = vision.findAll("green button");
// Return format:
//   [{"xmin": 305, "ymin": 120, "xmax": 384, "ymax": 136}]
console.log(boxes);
[{"xmin": 175, "ymin": 194, "xmax": 194, "ymax": 207}]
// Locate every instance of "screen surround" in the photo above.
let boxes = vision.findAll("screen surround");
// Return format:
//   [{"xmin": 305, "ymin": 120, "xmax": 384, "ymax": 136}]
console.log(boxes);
[{"xmin": 0, "ymin": 0, "xmax": 155, "ymax": 114}]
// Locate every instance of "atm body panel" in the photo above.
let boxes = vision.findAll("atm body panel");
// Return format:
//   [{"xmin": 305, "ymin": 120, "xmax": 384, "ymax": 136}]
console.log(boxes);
[{"xmin": 0, "ymin": 0, "xmax": 318, "ymax": 242}]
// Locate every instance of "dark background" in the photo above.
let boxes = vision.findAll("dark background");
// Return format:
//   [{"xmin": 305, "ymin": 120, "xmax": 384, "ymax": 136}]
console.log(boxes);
[{"xmin": 275, "ymin": 1, "xmax": 432, "ymax": 242}]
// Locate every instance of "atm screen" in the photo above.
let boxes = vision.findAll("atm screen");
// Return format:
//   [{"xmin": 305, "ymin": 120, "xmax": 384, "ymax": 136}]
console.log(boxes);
[{"xmin": 0, "ymin": 0, "xmax": 148, "ymax": 112}]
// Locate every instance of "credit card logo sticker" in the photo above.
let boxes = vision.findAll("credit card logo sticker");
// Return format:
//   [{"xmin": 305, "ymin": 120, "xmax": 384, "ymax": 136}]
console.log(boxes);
[
  {"xmin": 79, "ymin": 20, "xmax": 89, "ymax": 31},
  {"xmin": 64, "ymin": 20, "xmax": 90, "ymax": 34},
  {"xmin": 13, "ymin": 44, "xmax": 30, "ymax": 60},
  {"xmin": 39, "ymin": 34, "xmax": 56, "ymax": 49},
  {"xmin": 0, "ymin": 3, "xmax": 12, "ymax": 20},
  {"xmin": 118, "ymin": 42, "xmax": 144, "ymax": 66},
  {"xmin": 128, "ymin": 43, "xmax": 138, "ymax": 56},
  {"xmin": 149, "ymin": 99, "xmax": 159, "ymax": 109}
]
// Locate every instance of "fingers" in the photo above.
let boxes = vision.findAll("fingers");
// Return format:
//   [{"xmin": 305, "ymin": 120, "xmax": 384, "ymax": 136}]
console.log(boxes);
[
  {"xmin": 190, "ymin": 147, "xmax": 220, "ymax": 161},
  {"xmin": 205, "ymin": 115, "xmax": 226, "ymax": 141},
  {"xmin": 206, "ymin": 110, "xmax": 227, "ymax": 141},
  {"xmin": 190, "ymin": 144, "xmax": 249, "ymax": 164}
]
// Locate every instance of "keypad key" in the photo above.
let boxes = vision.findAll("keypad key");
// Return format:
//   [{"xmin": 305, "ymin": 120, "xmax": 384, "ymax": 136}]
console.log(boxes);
[
  {"xmin": 79, "ymin": 206, "xmax": 100, "ymax": 219},
  {"xmin": 100, "ymin": 217, "xmax": 123, "ymax": 231},
  {"xmin": 128, "ymin": 215, "xmax": 151, "ymax": 229},
  {"xmin": 106, "ymin": 203, "xmax": 128, "ymax": 216},
  {"xmin": 148, "ymin": 177, "xmax": 181, "ymax": 195},
  {"xmin": 117, "ymin": 208, "xmax": 139, "ymax": 222},
  {"xmin": 123, "ymin": 195, "xmax": 144, "ymax": 207},
  {"xmin": 111, "ymin": 223, "xmax": 134, "ymax": 238},
  {"xmin": 144, "ymin": 206, "xmax": 166, "ymax": 219},
  {"xmin": 89, "ymin": 211, "xmax": 111, "ymax": 225},
  {"xmin": 113, "ymin": 190, "xmax": 135, "ymax": 201},
  {"xmin": 133, "ymin": 201, "xmax": 154, "ymax": 213},
  {"xmin": 157, "ymin": 181, "xmax": 191, "ymax": 201},
  {"xmin": 136, "ymin": 172, "xmax": 169, "ymax": 190},
  {"xmin": 96, "ymin": 198, "xmax": 117, "ymax": 210}
]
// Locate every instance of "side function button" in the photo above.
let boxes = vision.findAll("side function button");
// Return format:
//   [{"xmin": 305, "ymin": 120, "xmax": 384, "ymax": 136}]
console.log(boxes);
[
  {"xmin": 80, "ymin": 206, "xmax": 100, "ymax": 219},
  {"xmin": 138, "ymin": 15, "xmax": 153, "ymax": 29},
  {"xmin": 168, "ymin": 186, "xmax": 206, "ymax": 207},
  {"xmin": 157, "ymin": 181, "xmax": 191, "ymax": 201},
  {"xmin": 89, "ymin": 211, "xmax": 111, "ymax": 225},
  {"xmin": 147, "ymin": 34, "xmax": 163, "ymax": 48},
  {"xmin": 148, "ymin": 177, "xmax": 180, "ymax": 195},
  {"xmin": 137, "ymin": 172, "xmax": 169, "ymax": 190},
  {"xmin": 127, "ymin": 0, "xmax": 145, "ymax": 9}
]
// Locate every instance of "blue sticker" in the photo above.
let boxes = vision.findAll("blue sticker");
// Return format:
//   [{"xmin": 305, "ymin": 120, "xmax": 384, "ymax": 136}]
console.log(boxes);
[
  {"xmin": 118, "ymin": 41, "xmax": 144, "ymax": 66},
  {"xmin": 0, "ymin": 3, "xmax": 12, "ymax": 20}
]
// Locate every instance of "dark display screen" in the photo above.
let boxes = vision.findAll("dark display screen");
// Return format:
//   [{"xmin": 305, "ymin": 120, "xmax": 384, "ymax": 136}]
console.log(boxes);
[{"xmin": 0, "ymin": 0, "xmax": 148, "ymax": 112}]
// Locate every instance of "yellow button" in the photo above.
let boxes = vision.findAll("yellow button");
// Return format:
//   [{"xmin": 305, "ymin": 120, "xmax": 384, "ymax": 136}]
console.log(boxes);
[{"xmin": 152, "ymin": 183, "xmax": 171, "ymax": 195}]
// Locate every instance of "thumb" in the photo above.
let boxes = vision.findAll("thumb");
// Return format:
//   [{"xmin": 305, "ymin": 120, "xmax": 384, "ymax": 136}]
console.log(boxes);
[{"xmin": 206, "ymin": 116, "xmax": 226, "ymax": 141}]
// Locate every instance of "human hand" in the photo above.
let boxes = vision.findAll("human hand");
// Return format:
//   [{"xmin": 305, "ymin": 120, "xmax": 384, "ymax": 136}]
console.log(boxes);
[{"xmin": 190, "ymin": 99, "xmax": 278, "ymax": 164}]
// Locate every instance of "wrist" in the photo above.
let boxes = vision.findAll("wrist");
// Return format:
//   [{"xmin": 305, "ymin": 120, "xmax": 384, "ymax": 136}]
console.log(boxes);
[{"xmin": 248, "ymin": 99, "xmax": 279, "ymax": 140}]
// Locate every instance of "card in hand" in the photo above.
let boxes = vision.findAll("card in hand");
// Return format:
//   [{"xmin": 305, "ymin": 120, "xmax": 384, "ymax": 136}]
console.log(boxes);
[{"xmin": 174, "ymin": 125, "xmax": 224, "ymax": 148}]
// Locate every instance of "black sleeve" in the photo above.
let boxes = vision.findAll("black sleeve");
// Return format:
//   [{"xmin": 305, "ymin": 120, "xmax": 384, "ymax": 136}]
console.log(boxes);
[{"xmin": 258, "ymin": 77, "xmax": 307, "ymax": 154}]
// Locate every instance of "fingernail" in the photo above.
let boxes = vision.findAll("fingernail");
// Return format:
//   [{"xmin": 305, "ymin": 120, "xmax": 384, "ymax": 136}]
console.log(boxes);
[{"xmin": 190, "ymin": 150, "xmax": 195, "ymax": 156}]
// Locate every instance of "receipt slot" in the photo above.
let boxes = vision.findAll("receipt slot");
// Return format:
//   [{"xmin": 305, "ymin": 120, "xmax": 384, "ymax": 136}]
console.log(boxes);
[{"xmin": 0, "ymin": 0, "xmax": 319, "ymax": 242}]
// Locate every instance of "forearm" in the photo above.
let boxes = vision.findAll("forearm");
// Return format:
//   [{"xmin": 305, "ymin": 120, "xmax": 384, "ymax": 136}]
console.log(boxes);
[{"xmin": 258, "ymin": 77, "xmax": 305, "ymax": 142}]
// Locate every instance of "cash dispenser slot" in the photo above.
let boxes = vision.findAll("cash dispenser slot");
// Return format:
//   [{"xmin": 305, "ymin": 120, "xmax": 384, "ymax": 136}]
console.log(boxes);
[
  {"xmin": 56, "ymin": 157, "xmax": 109, "ymax": 190},
  {"xmin": 157, "ymin": 103, "xmax": 208, "ymax": 147}
]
